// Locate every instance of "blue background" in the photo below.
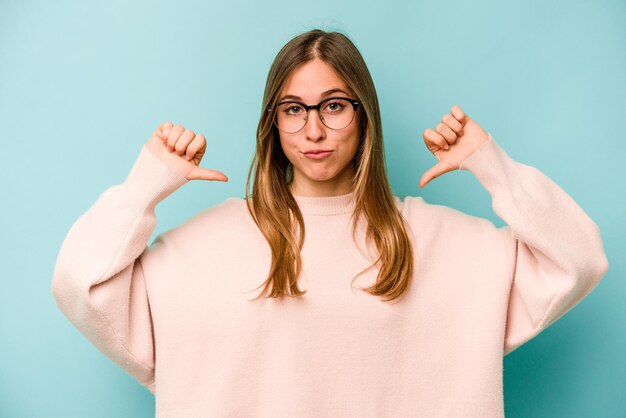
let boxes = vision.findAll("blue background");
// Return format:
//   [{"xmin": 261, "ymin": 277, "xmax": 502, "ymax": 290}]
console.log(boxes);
[{"xmin": 1, "ymin": 0, "xmax": 624, "ymax": 416}]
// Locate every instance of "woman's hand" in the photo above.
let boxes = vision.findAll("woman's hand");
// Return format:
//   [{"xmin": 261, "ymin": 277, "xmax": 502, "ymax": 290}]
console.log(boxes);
[
  {"xmin": 419, "ymin": 105, "xmax": 490, "ymax": 188},
  {"xmin": 145, "ymin": 122, "xmax": 228, "ymax": 182}
]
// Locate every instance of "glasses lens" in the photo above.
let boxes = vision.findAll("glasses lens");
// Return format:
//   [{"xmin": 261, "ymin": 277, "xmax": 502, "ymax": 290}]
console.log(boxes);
[
  {"xmin": 319, "ymin": 98, "xmax": 355, "ymax": 130},
  {"xmin": 276, "ymin": 102, "xmax": 307, "ymax": 133},
  {"xmin": 275, "ymin": 99, "xmax": 356, "ymax": 133}
]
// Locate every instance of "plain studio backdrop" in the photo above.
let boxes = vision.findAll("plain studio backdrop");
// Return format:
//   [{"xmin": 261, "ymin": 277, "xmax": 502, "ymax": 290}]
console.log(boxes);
[{"xmin": 1, "ymin": 0, "xmax": 624, "ymax": 417}]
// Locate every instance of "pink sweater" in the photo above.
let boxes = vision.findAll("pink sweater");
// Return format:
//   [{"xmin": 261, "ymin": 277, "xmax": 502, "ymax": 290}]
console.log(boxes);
[{"xmin": 52, "ymin": 137, "xmax": 608, "ymax": 417}]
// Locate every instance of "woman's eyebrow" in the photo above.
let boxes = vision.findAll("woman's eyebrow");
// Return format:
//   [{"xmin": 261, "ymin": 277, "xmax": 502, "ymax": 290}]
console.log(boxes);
[{"xmin": 279, "ymin": 88, "xmax": 350, "ymax": 102}]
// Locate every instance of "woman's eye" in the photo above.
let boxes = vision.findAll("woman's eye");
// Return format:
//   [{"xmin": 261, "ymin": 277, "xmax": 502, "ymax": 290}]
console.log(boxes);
[
  {"xmin": 325, "ymin": 102, "xmax": 344, "ymax": 112},
  {"xmin": 285, "ymin": 106, "xmax": 303, "ymax": 115}
]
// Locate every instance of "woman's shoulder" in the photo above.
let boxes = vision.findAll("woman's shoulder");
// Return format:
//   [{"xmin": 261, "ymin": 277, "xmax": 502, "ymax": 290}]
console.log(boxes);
[
  {"xmin": 393, "ymin": 194, "xmax": 453, "ymax": 218},
  {"xmin": 188, "ymin": 195, "xmax": 249, "ymax": 223},
  {"xmin": 158, "ymin": 195, "xmax": 255, "ymax": 245},
  {"xmin": 393, "ymin": 194, "xmax": 496, "ymax": 235}
]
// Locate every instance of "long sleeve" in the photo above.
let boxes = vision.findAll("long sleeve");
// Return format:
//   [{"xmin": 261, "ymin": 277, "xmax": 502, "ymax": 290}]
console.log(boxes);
[
  {"xmin": 51, "ymin": 145, "xmax": 189, "ymax": 393},
  {"xmin": 459, "ymin": 136, "xmax": 609, "ymax": 356}
]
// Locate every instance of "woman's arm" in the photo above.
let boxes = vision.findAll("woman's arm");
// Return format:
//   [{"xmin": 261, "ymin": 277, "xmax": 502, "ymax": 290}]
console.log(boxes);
[
  {"xmin": 51, "ymin": 122, "xmax": 226, "ymax": 391},
  {"xmin": 459, "ymin": 138, "xmax": 609, "ymax": 356},
  {"xmin": 419, "ymin": 105, "xmax": 608, "ymax": 355},
  {"xmin": 51, "ymin": 143, "xmax": 188, "ymax": 392}
]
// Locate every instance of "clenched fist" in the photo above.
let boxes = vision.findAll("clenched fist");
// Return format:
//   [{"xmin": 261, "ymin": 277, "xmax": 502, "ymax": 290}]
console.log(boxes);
[{"xmin": 145, "ymin": 122, "xmax": 228, "ymax": 182}]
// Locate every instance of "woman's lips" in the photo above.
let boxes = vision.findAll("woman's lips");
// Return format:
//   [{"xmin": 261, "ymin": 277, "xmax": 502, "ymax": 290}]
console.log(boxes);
[{"xmin": 303, "ymin": 151, "xmax": 333, "ymax": 160}]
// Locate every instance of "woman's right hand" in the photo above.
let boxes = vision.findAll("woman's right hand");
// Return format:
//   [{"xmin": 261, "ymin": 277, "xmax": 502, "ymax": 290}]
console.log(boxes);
[{"xmin": 145, "ymin": 122, "xmax": 228, "ymax": 182}]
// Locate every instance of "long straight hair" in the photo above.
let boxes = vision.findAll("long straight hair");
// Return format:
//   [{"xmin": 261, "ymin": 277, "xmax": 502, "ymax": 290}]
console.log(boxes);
[{"xmin": 245, "ymin": 29, "xmax": 414, "ymax": 302}]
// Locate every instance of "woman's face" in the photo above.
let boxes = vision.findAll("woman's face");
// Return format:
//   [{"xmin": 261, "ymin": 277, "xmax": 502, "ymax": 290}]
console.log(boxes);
[{"xmin": 277, "ymin": 58, "xmax": 361, "ymax": 197}]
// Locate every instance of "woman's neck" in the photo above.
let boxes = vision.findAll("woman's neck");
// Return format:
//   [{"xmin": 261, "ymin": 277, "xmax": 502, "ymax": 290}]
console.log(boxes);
[{"xmin": 289, "ymin": 168, "xmax": 355, "ymax": 197}]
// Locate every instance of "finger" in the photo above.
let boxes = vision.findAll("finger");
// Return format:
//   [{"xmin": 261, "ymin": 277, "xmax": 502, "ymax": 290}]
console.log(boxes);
[
  {"xmin": 442, "ymin": 114, "xmax": 463, "ymax": 136},
  {"xmin": 158, "ymin": 121, "xmax": 173, "ymax": 136},
  {"xmin": 450, "ymin": 105, "xmax": 466, "ymax": 124},
  {"xmin": 423, "ymin": 128, "xmax": 449, "ymax": 150},
  {"xmin": 167, "ymin": 125, "xmax": 185, "ymax": 151},
  {"xmin": 435, "ymin": 123, "xmax": 457, "ymax": 145},
  {"xmin": 185, "ymin": 134, "xmax": 206, "ymax": 161},
  {"xmin": 174, "ymin": 129, "xmax": 195, "ymax": 156},
  {"xmin": 188, "ymin": 166, "xmax": 229, "ymax": 182},
  {"xmin": 157, "ymin": 122, "xmax": 173, "ymax": 145},
  {"xmin": 154, "ymin": 129, "xmax": 165, "ymax": 142},
  {"xmin": 419, "ymin": 160, "xmax": 455, "ymax": 188}
]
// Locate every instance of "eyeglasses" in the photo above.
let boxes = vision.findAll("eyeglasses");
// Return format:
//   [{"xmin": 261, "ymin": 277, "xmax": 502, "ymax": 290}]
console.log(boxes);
[{"xmin": 266, "ymin": 97, "xmax": 360, "ymax": 134}]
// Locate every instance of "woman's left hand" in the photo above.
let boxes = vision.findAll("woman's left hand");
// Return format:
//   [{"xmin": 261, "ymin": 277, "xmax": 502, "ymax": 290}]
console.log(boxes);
[{"xmin": 419, "ymin": 105, "xmax": 491, "ymax": 188}]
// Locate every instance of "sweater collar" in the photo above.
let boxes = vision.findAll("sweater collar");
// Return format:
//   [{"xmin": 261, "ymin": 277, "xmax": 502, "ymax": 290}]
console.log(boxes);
[{"xmin": 293, "ymin": 191, "xmax": 356, "ymax": 216}]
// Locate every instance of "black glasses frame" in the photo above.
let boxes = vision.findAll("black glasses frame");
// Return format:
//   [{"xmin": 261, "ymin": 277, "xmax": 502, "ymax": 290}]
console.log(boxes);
[{"xmin": 266, "ymin": 97, "xmax": 361, "ymax": 133}]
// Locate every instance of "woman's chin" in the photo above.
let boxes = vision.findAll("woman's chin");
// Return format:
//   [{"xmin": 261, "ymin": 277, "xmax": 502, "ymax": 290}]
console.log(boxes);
[
  {"xmin": 292, "ymin": 162, "xmax": 351, "ymax": 185},
  {"xmin": 303, "ymin": 170, "xmax": 337, "ymax": 183}
]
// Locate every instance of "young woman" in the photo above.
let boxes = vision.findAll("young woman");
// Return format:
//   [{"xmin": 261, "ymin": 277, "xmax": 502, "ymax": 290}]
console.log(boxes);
[{"xmin": 52, "ymin": 29, "xmax": 608, "ymax": 417}]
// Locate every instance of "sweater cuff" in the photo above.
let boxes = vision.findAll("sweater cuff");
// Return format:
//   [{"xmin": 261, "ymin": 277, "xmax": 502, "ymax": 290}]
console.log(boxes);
[
  {"xmin": 458, "ymin": 134, "xmax": 514, "ymax": 192},
  {"xmin": 119, "ymin": 145, "xmax": 189, "ymax": 216}
]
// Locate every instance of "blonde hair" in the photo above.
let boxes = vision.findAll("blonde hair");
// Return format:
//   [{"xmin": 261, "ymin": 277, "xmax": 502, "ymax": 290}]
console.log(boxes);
[{"xmin": 245, "ymin": 29, "xmax": 414, "ymax": 302}]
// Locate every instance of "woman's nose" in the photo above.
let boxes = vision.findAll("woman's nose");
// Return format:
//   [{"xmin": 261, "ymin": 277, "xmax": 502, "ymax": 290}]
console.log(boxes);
[{"xmin": 304, "ymin": 109, "xmax": 325, "ymax": 141}]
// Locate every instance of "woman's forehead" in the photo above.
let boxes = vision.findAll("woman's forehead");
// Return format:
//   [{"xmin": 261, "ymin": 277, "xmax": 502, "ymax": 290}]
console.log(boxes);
[{"xmin": 279, "ymin": 60, "xmax": 353, "ymax": 101}]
